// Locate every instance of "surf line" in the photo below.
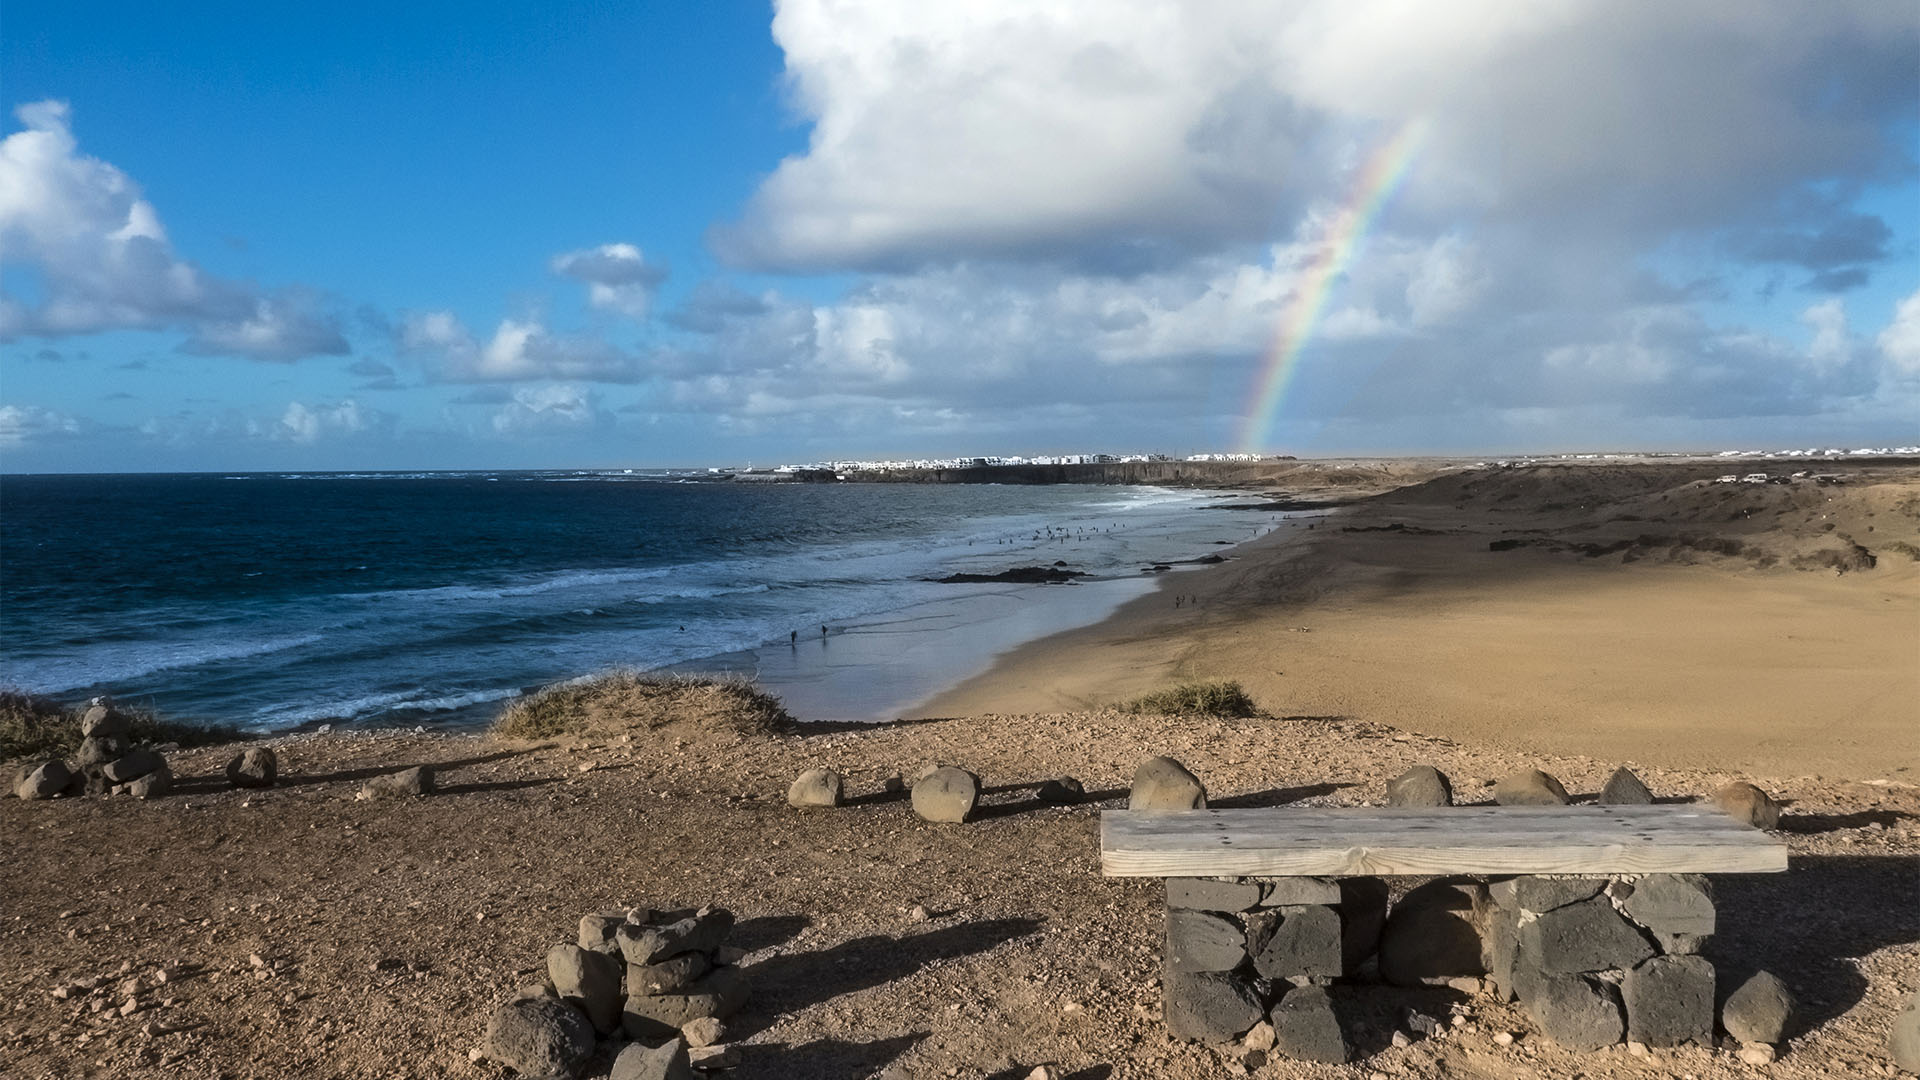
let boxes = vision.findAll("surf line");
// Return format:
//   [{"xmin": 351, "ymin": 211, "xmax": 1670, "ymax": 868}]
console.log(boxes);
[{"xmin": 1238, "ymin": 119, "xmax": 1429, "ymax": 454}]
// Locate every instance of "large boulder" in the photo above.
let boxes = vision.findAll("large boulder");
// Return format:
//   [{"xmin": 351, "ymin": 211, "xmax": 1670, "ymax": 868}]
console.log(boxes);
[
  {"xmin": 101, "ymin": 748, "xmax": 164, "ymax": 783},
  {"xmin": 1493, "ymin": 769, "xmax": 1570, "ymax": 806},
  {"xmin": 1268, "ymin": 986, "xmax": 1350, "ymax": 1064},
  {"xmin": 1385, "ymin": 765, "xmax": 1452, "ymax": 807},
  {"xmin": 1713, "ymin": 782, "xmax": 1780, "ymax": 830},
  {"xmin": 483, "ymin": 995, "xmax": 595, "ymax": 1078},
  {"xmin": 611, "ymin": 1037, "xmax": 695, "ymax": 1080},
  {"xmin": 621, "ymin": 967, "xmax": 751, "ymax": 1040},
  {"xmin": 225, "ymin": 747, "xmax": 278, "ymax": 789},
  {"xmin": 1721, "ymin": 970, "xmax": 1795, "ymax": 1046},
  {"xmin": 75, "ymin": 735, "xmax": 129, "ymax": 767},
  {"xmin": 911, "ymin": 766, "xmax": 979, "ymax": 823},
  {"xmin": 14, "ymin": 760, "xmax": 72, "ymax": 800},
  {"xmin": 1623, "ymin": 955, "xmax": 1715, "ymax": 1047},
  {"xmin": 359, "ymin": 765, "xmax": 434, "ymax": 800},
  {"xmin": 1518, "ymin": 896, "xmax": 1656, "ymax": 974},
  {"xmin": 1598, "ymin": 767, "xmax": 1654, "ymax": 805},
  {"xmin": 1525, "ymin": 973, "xmax": 1625, "ymax": 1051},
  {"xmin": 1129, "ymin": 756, "xmax": 1206, "ymax": 810},
  {"xmin": 786, "ymin": 768, "xmax": 844, "ymax": 809},
  {"xmin": 547, "ymin": 943, "xmax": 623, "ymax": 1035},
  {"xmin": 1162, "ymin": 967, "xmax": 1263, "ymax": 1044},
  {"xmin": 1378, "ymin": 880, "xmax": 1488, "ymax": 986},
  {"xmin": 79, "ymin": 704, "xmax": 130, "ymax": 739}
]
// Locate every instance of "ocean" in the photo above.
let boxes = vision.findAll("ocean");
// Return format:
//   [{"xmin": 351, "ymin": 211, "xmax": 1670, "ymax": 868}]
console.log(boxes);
[{"xmin": 0, "ymin": 472, "xmax": 1278, "ymax": 730}]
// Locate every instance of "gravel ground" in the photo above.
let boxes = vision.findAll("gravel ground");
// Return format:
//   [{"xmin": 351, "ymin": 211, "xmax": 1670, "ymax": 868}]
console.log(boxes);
[{"xmin": 3, "ymin": 708, "xmax": 1917, "ymax": 1080}]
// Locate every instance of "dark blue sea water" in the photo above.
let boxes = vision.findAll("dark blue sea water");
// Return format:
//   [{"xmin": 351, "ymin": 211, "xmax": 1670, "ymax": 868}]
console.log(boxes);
[{"xmin": 0, "ymin": 472, "xmax": 1268, "ymax": 730}]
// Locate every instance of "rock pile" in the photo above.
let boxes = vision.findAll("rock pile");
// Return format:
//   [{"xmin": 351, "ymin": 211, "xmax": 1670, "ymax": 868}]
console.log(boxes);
[
  {"xmin": 484, "ymin": 905, "xmax": 748, "ymax": 1078},
  {"xmin": 12, "ymin": 702, "xmax": 172, "ymax": 800}
]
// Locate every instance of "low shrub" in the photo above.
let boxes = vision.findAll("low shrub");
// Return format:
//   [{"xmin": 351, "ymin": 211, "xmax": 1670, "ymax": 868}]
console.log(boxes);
[
  {"xmin": 1119, "ymin": 680, "xmax": 1259, "ymax": 718},
  {"xmin": 491, "ymin": 671, "xmax": 793, "ymax": 740}
]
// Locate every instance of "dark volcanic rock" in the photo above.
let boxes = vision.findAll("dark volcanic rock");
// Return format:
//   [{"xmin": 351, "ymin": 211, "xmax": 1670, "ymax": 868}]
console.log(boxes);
[
  {"xmin": 1525, "ymin": 973, "xmax": 1625, "ymax": 1051},
  {"xmin": 1385, "ymin": 764, "xmax": 1452, "ymax": 807},
  {"xmin": 359, "ymin": 765, "xmax": 434, "ymax": 800},
  {"xmin": 1167, "ymin": 878, "xmax": 1264, "ymax": 913},
  {"xmin": 102, "ymin": 748, "xmax": 164, "ymax": 783},
  {"xmin": 484, "ymin": 995, "xmax": 594, "ymax": 1078},
  {"xmin": 1619, "ymin": 874, "xmax": 1715, "ymax": 939},
  {"xmin": 79, "ymin": 704, "xmax": 130, "ymax": 739},
  {"xmin": 1036, "ymin": 776, "xmax": 1085, "ymax": 805},
  {"xmin": 621, "ymin": 967, "xmax": 751, "ymax": 1040},
  {"xmin": 1489, "ymin": 876, "xmax": 1606, "ymax": 913},
  {"xmin": 1623, "ymin": 954, "xmax": 1715, "ymax": 1047},
  {"xmin": 1167, "ymin": 908, "xmax": 1247, "ymax": 973},
  {"xmin": 617, "ymin": 909, "xmax": 735, "ymax": 966},
  {"xmin": 1598, "ymin": 766, "xmax": 1654, "ymax": 804},
  {"xmin": 1163, "ymin": 967, "xmax": 1264, "ymax": 1044},
  {"xmin": 610, "ymin": 1038, "xmax": 695, "ymax": 1080},
  {"xmin": 1268, "ymin": 986, "xmax": 1351, "ymax": 1063},
  {"xmin": 1519, "ymin": 897, "xmax": 1656, "ymax": 973},
  {"xmin": 1246, "ymin": 906, "xmax": 1342, "ymax": 980},
  {"xmin": 934, "ymin": 566, "xmax": 1085, "ymax": 584}
]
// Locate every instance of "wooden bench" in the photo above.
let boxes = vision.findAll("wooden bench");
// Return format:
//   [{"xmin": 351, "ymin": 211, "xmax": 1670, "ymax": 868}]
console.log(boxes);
[{"xmin": 1098, "ymin": 805, "xmax": 1789, "ymax": 1059}]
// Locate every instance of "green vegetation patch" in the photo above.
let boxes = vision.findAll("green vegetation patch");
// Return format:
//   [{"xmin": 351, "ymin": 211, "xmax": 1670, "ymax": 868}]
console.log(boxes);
[
  {"xmin": 491, "ymin": 671, "xmax": 793, "ymax": 740},
  {"xmin": 1119, "ymin": 680, "xmax": 1259, "ymax": 718},
  {"xmin": 1, "ymin": 689, "xmax": 247, "ymax": 762}
]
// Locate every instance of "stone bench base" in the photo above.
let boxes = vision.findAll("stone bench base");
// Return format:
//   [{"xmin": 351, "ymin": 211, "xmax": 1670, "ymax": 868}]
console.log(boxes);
[{"xmin": 1162, "ymin": 873, "xmax": 1721, "ymax": 1059}]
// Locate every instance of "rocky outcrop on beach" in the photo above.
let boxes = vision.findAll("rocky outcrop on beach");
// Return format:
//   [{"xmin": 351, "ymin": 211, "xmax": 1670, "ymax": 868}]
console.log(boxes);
[{"xmin": 933, "ymin": 566, "xmax": 1085, "ymax": 584}]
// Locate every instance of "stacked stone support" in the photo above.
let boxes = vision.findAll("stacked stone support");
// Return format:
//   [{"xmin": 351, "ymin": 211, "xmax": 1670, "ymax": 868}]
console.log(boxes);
[
  {"xmin": 1485, "ymin": 873, "xmax": 1717, "ymax": 1048},
  {"xmin": 13, "ymin": 701, "xmax": 171, "ymax": 800},
  {"xmin": 1159, "ymin": 871, "xmax": 1766, "ymax": 1060}
]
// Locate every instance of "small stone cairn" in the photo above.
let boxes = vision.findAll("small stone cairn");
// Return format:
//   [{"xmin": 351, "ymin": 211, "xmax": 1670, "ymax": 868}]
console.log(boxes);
[
  {"xmin": 1153, "ymin": 758, "xmax": 1798, "ymax": 1063},
  {"xmin": 483, "ymin": 905, "xmax": 749, "ymax": 1079},
  {"xmin": 13, "ymin": 701, "xmax": 172, "ymax": 800}
]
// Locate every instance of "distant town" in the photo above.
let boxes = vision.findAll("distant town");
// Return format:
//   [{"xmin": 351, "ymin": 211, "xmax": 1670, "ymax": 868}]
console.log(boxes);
[{"xmin": 726, "ymin": 445, "xmax": 1920, "ymax": 477}]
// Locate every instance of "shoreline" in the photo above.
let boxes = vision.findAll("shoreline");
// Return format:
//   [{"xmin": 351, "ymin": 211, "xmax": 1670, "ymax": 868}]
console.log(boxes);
[{"xmin": 918, "ymin": 460, "xmax": 1920, "ymax": 782}]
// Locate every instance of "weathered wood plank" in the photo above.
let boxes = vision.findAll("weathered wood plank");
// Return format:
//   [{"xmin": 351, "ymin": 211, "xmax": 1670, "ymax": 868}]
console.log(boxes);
[{"xmin": 1100, "ymin": 806, "xmax": 1788, "ymax": 877}]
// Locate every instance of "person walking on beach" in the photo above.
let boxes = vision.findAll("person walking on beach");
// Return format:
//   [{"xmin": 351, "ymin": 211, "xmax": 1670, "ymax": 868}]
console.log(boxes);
[
  {"xmin": 821, "ymin": 625, "xmax": 828, "ymax": 638},
  {"xmin": 790, "ymin": 630, "xmax": 797, "ymax": 646}
]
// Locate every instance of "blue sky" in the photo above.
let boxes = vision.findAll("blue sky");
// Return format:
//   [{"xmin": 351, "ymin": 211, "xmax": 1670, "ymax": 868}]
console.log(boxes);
[{"xmin": 2, "ymin": 2, "xmax": 1916, "ymax": 471}]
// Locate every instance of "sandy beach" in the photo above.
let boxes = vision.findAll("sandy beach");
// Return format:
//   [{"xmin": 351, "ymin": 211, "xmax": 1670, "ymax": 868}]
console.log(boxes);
[
  {"xmin": 4, "ymin": 459, "xmax": 1917, "ymax": 1080},
  {"xmin": 923, "ymin": 459, "xmax": 1920, "ymax": 781}
]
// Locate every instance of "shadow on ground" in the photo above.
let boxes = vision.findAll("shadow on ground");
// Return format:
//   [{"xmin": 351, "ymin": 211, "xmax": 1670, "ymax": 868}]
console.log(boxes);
[
  {"xmin": 1713, "ymin": 853, "xmax": 1920, "ymax": 1036},
  {"xmin": 741, "ymin": 1033, "xmax": 925, "ymax": 1079},
  {"xmin": 736, "ymin": 917, "xmax": 1044, "ymax": 1039}
]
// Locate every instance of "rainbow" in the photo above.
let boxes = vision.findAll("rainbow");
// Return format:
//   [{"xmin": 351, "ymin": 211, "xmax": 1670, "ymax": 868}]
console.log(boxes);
[{"xmin": 1238, "ymin": 120, "xmax": 1428, "ymax": 453}]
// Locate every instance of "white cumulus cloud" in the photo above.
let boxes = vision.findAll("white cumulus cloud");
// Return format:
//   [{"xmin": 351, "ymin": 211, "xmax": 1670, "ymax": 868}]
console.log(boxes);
[
  {"xmin": 0, "ymin": 101, "xmax": 348, "ymax": 361},
  {"xmin": 551, "ymin": 243, "xmax": 668, "ymax": 318}
]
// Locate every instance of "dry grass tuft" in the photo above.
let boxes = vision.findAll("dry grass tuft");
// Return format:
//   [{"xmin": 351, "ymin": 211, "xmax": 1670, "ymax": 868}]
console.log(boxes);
[
  {"xmin": 1119, "ymin": 680, "xmax": 1259, "ymax": 719},
  {"xmin": 490, "ymin": 671, "xmax": 793, "ymax": 741},
  {"xmin": 0, "ymin": 688, "xmax": 246, "ymax": 762}
]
